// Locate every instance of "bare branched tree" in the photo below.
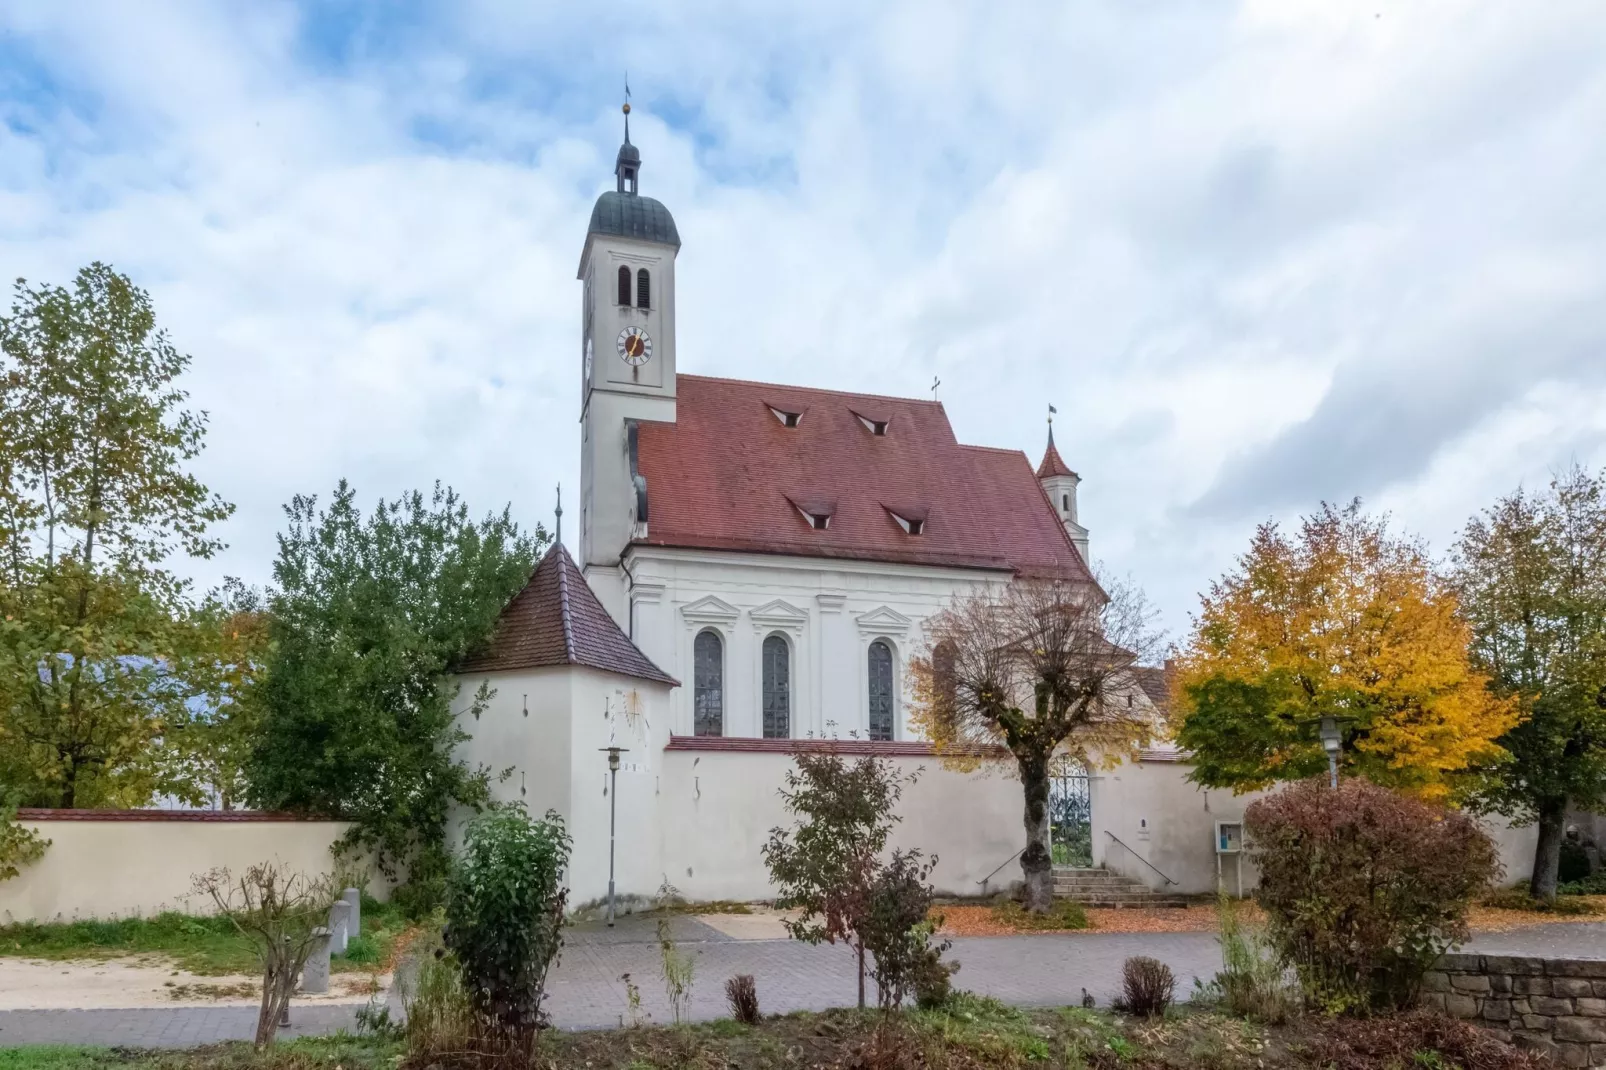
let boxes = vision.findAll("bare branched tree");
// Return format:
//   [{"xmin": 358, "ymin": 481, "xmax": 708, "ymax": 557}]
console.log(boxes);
[
  {"xmin": 909, "ymin": 576, "xmax": 1163, "ymax": 912},
  {"xmin": 193, "ymin": 862, "xmax": 342, "ymax": 1048}
]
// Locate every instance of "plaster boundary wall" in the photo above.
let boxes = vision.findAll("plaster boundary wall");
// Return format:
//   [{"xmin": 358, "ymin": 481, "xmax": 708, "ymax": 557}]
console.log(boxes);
[{"xmin": 1, "ymin": 811, "xmax": 358, "ymax": 924}]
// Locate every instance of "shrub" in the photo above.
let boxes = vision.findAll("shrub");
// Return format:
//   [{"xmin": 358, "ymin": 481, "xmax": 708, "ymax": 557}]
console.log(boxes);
[
  {"xmin": 859, "ymin": 849, "xmax": 955, "ymax": 1011},
  {"xmin": 990, "ymin": 897, "xmax": 1090, "ymax": 932},
  {"xmin": 443, "ymin": 804, "xmax": 570, "ymax": 1054},
  {"xmin": 1119, "ymin": 956, "xmax": 1174, "ymax": 1018},
  {"xmin": 341, "ymin": 932, "xmax": 381, "ymax": 964},
  {"xmin": 1558, "ymin": 871, "xmax": 1606, "ymax": 896},
  {"xmin": 1245, "ymin": 777, "xmax": 1501, "ymax": 1015},
  {"xmin": 725, "ymin": 974, "xmax": 760, "ymax": 1024},
  {"xmin": 402, "ymin": 940, "xmax": 476, "ymax": 1059},
  {"xmin": 912, "ymin": 930, "xmax": 961, "ymax": 1009},
  {"xmin": 1197, "ymin": 894, "xmax": 1296, "ymax": 1022},
  {"xmin": 762, "ymin": 747, "xmax": 914, "ymax": 1009},
  {"xmin": 192, "ymin": 862, "xmax": 342, "ymax": 1048},
  {"xmin": 1559, "ymin": 839, "xmax": 1592, "ymax": 885},
  {"xmin": 656, "ymin": 881, "xmax": 696, "ymax": 1026}
]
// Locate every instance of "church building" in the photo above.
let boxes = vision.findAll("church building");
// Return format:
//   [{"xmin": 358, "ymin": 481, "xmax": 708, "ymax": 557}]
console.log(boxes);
[{"xmin": 451, "ymin": 110, "xmax": 1286, "ymax": 909}]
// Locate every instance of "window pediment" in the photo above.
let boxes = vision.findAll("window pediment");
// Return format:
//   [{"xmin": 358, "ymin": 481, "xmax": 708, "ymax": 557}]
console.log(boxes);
[
  {"xmin": 680, "ymin": 595, "xmax": 740, "ymax": 624},
  {"xmin": 855, "ymin": 605, "xmax": 912, "ymax": 637},
  {"xmin": 751, "ymin": 598, "xmax": 809, "ymax": 632}
]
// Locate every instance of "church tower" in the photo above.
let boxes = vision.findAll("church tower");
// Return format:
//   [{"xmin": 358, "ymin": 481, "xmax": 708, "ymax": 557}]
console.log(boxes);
[
  {"xmin": 1037, "ymin": 421, "xmax": 1089, "ymax": 565},
  {"xmin": 579, "ymin": 100, "xmax": 681, "ymax": 623}
]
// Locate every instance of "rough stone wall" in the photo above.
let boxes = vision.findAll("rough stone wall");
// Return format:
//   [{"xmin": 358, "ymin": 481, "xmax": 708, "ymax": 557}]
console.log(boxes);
[{"xmin": 1421, "ymin": 952, "xmax": 1606, "ymax": 1068}]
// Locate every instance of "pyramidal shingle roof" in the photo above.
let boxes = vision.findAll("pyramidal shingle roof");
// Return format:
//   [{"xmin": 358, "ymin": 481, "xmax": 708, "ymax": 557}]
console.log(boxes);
[
  {"xmin": 1035, "ymin": 426, "xmax": 1078, "ymax": 480},
  {"xmin": 458, "ymin": 543, "xmax": 677, "ymax": 685}
]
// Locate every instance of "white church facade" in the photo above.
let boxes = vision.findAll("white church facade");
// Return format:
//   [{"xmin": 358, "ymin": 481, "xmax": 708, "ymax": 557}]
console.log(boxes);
[{"xmin": 453, "ymin": 115, "xmax": 1538, "ymax": 908}]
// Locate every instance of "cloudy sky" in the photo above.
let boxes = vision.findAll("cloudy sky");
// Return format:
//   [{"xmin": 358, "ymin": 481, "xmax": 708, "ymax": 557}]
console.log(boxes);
[{"xmin": 3, "ymin": 0, "xmax": 1604, "ymax": 638}]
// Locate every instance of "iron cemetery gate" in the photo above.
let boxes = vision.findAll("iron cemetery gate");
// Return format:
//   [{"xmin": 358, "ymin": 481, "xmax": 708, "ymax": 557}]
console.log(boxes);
[{"xmin": 1048, "ymin": 758, "xmax": 1092, "ymax": 867}]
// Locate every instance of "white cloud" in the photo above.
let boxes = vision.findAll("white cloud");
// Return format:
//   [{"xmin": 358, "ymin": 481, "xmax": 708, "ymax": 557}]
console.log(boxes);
[{"xmin": 2, "ymin": 0, "xmax": 1604, "ymax": 639}]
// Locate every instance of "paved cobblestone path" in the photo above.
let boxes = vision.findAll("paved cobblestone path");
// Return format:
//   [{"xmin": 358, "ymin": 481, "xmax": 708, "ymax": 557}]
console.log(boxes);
[{"xmin": 3, "ymin": 921, "xmax": 1604, "ymax": 1048}]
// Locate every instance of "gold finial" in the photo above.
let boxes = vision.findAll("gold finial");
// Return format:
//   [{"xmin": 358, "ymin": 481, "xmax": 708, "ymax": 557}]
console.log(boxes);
[{"xmin": 622, "ymin": 102, "xmax": 631, "ymax": 115}]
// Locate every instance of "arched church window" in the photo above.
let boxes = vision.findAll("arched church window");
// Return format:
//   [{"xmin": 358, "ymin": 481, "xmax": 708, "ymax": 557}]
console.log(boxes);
[
  {"xmin": 636, "ymin": 268, "xmax": 651, "ymax": 310},
  {"xmin": 617, "ymin": 265, "xmax": 631, "ymax": 306},
  {"xmin": 1062, "ymin": 494, "xmax": 1070, "ymax": 511},
  {"xmin": 868, "ymin": 640, "xmax": 894, "ymax": 741},
  {"xmin": 693, "ymin": 630, "xmax": 724, "ymax": 737},
  {"xmin": 762, "ymin": 634, "xmax": 790, "ymax": 739}
]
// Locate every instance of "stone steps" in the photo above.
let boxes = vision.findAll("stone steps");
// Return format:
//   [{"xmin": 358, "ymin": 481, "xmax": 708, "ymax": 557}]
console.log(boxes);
[{"xmin": 1052, "ymin": 867, "xmax": 1189, "ymax": 909}]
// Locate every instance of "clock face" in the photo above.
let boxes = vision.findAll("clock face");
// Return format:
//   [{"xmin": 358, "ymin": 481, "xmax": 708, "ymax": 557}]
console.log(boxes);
[{"xmin": 617, "ymin": 326, "xmax": 652, "ymax": 366}]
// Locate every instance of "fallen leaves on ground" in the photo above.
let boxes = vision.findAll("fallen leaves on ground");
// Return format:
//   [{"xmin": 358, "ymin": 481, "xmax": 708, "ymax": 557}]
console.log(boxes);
[
  {"xmin": 938, "ymin": 897, "xmax": 1606, "ymax": 936},
  {"xmin": 936, "ymin": 904, "xmax": 1231, "ymax": 936}
]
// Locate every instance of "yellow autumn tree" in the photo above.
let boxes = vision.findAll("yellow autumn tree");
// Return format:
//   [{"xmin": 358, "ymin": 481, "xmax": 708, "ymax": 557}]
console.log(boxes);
[{"xmin": 1173, "ymin": 501, "xmax": 1517, "ymax": 800}]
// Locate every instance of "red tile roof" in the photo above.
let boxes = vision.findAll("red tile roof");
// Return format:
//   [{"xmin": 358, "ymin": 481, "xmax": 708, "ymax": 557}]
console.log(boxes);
[
  {"xmin": 1036, "ymin": 426, "xmax": 1078, "ymax": 479},
  {"xmin": 632, "ymin": 375, "xmax": 1093, "ymax": 581},
  {"xmin": 459, "ymin": 543, "xmax": 677, "ymax": 685}
]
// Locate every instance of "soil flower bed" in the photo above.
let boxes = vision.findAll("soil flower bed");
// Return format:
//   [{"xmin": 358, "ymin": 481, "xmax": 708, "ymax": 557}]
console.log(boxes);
[{"xmin": 2, "ymin": 999, "xmax": 1549, "ymax": 1070}]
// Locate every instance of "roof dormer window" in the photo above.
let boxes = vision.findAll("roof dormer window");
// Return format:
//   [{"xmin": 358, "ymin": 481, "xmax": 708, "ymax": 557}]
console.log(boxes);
[
  {"xmin": 886, "ymin": 507, "xmax": 927, "ymax": 536},
  {"xmin": 769, "ymin": 406, "xmax": 803, "ymax": 428},
  {"xmin": 854, "ymin": 412, "xmax": 889, "ymax": 436},
  {"xmin": 789, "ymin": 497, "xmax": 835, "ymax": 530}
]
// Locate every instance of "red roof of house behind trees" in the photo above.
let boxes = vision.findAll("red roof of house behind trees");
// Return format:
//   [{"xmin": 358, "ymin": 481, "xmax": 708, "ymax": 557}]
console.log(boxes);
[
  {"xmin": 459, "ymin": 542, "xmax": 677, "ymax": 684},
  {"xmin": 632, "ymin": 375, "xmax": 1093, "ymax": 581}
]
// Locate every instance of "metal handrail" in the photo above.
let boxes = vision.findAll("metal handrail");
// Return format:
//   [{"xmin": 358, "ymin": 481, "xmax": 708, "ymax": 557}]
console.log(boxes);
[
  {"xmin": 977, "ymin": 847, "xmax": 1024, "ymax": 892},
  {"xmin": 1103, "ymin": 830, "xmax": 1179, "ymax": 886}
]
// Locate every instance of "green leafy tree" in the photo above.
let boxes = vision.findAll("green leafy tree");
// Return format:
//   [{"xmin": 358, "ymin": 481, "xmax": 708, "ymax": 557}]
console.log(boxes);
[
  {"xmin": 762, "ymin": 747, "xmax": 913, "ymax": 1009},
  {"xmin": 0, "ymin": 791, "xmax": 50, "ymax": 882},
  {"xmin": 1173, "ymin": 502, "xmax": 1517, "ymax": 802},
  {"xmin": 0, "ymin": 264, "xmax": 232, "ymax": 807},
  {"xmin": 444, "ymin": 804, "xmax": 570, "ymax": 1055},
  {"xmin": 166, "ymin": 581, "xmax": 273, "ymax": 810},
  {"xmin": 247, "ymin": 481, "xmax": 543, "ymax": 913},
  {"xmin": 1453, "ymin": 467, "xmax": 1606, "ymax": 899}
]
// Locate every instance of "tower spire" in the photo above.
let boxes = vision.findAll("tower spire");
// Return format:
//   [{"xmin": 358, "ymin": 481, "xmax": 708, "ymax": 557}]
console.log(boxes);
[
  {"xmin": 555, "ymin": 483, "xmax": 563, "ymax": 546},
  {"xmin": 615, "ymin": 83, "xmax": 641, "ymax": 195}
]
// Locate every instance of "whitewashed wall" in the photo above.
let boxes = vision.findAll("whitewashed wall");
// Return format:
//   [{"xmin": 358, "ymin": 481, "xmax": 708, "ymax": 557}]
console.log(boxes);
[
  {"xmin": 1091, "ymin": 757, "xmax": 1540, "ymax": 895},
  {"xmin": 658, "ymin": 747, "xmax": 1024, "ymax": 901},
  {"xmin": 452, "ymin": 664, "xmax": 675, "ymax": 909},
  {"xmin": 614, "ymin": 546, "xmax": 1016, "ymax": 742},
  {"xmin": 0, "ymin": 814, "xmax": 362, "ymax": 924}
]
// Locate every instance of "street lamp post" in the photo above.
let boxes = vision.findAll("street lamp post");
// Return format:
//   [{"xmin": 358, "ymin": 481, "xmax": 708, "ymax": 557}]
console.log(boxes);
[
  {"xmin": 600, "ymin": 746, "xmax": 628, "ymax": 926},
  {"xmin": 1319, "ymin": 717, "xmax": 1341, "ymax": 789}
]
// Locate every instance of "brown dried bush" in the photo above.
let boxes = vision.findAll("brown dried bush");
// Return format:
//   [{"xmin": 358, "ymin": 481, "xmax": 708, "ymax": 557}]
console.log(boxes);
[
  {"xmin": 1298, "ymin": 1011, "xmax": 1550, "ymax": 1070},
  {"xmin": 1119, "ymin": 956, "xmax": 1175, "ymax": 1018},
  {"xmin": 725, "ymin": 973, "xmax": 760, "ymax": 1025},
  {"xmin": 1246, "ymin": 777, "xmax": 1500, "ymax": 1015}
]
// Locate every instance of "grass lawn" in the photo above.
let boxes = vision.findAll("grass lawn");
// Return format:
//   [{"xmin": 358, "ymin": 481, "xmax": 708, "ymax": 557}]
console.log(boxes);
[
  {"xmin": 0, "ymin": 997, "xmax": 1543, "ymax": 1070},
  {"xmin": 0, "ymin": 896, "xmax": 414, "ymax": 977}
]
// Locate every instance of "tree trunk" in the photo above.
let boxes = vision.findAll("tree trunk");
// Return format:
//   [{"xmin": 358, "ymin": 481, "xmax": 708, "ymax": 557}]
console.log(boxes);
[
  {"xmin": 1020, "ymin": 752, "xmax": 1054, "ymax": 913},
  {"xmin": 1530, "ymin": 796, "xmax": 1569, "ymax": 900},
  {"xmin": 856, "ymin": 941, "xmax": 866, "ymax": 1009}
]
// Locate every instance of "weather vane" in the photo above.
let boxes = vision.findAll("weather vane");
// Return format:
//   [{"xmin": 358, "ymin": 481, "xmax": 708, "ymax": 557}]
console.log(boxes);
[
  {"xmin": 555, "ymin": 483, "xmax": 563, "ymax": 545},
  {"xmin": 931, "ymin": 375, "xmax": 941, "ymax": 400},
  {"xmin": 1048, "ymin": 403, "xmax": 1057, "ymax": 424}
]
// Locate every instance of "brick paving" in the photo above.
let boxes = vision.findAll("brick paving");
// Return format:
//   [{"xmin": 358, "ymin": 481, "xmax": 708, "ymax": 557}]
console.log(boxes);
[{"xmin": 3, "ymin": 920, "xmax": 1605, "ymax": 1049}]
